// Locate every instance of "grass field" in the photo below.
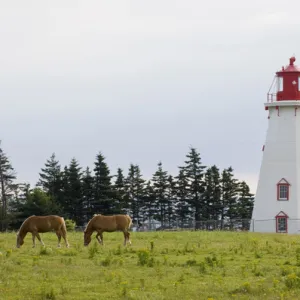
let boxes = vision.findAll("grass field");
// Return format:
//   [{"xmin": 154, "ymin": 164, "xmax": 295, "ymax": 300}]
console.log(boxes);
[{"xmin": 1, "ymin": 230, "xmax": 300, "ymax": 300}]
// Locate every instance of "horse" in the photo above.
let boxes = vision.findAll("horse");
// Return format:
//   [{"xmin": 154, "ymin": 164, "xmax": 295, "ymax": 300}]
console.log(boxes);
[
  {"xmin": 16, "ymin": 215, "xmax": 70, "ymax": 248},
  {"xmin": 83, "ymin": 214, "xmax": 132, "ymax": 246}
]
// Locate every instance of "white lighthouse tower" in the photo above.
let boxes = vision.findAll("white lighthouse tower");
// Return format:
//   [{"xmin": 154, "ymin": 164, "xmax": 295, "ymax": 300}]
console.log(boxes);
[{"xmin": 252, "ymin": 56, "xmax": 300, "ymax": 234}]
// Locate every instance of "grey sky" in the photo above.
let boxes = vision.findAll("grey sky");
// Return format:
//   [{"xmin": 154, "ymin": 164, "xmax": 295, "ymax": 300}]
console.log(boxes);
[{"xmin": 1, "ymin": 0, "xmax": 299, "ymax": 193}]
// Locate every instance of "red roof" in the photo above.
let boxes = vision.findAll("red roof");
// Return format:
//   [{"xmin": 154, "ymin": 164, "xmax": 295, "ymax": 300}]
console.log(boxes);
[{"xmin": 277, "ymin": 56, "xmax": 300, "ymax": 73}]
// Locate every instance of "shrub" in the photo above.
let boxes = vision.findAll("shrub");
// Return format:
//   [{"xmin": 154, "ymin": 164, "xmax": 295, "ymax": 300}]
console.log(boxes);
[{"xmin": 65, "ymin": 219, "xmax": 76, "ymax": 231}]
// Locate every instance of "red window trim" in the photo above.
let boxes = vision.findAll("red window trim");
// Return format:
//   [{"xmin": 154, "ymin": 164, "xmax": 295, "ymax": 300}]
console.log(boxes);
[
  {"xmin": 275, "ymin": 212, "xmax": 288, "ymax": 233},
  {"xmin": 277, "ymin": 179, "xmax": 290, "ymax": 201}
]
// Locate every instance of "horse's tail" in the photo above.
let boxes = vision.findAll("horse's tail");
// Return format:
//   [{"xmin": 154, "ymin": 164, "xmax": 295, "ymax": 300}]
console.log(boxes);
[
  {"xmin": 61, "ymin": 217, "xmax": 68, "ymax": 236},
  {"xmin": 127, "ymin": 215, "xmax": 132, "ymax": 230}
]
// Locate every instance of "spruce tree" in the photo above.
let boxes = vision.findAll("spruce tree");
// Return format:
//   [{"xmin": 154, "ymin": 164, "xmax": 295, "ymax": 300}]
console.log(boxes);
[
  {"xmin": 0, "ymin": 141, "xmax": 17, "ymax": 230},
  {"xmin": 166, "ymin": 175, "xmax": 176, "ymax": 228},
  {"xmin": 93, "ymin": 152, "xmax": 115, "ymax": 214},
  {"xmin": 62, "ymin": 158, "xmax": 83, "ymax": 225},
  {"xmin": 180, "ymin": 147, "xmax": 206, "ymax": 229},
  {"xmin": 125, "ymin": 164, "xmax": 145, "ymax": 227},
  {"xmin": 18, "ymin": 188, "xmax": 61, "ymax": 218},
  {"xmin": 142, "ymin": 180, "xmax": 156, "ymax": 224},
  {"xmin": 202, "ymin": 165, "xmax": 221, "ymax": 229},
  {"xmin": 175, "ymin": 169, "xmax": 191, "ymax": 227},
  {"xmin": 82, "ymin": 167, "xmax": 94, "ymax": 223},
  {"xmin": 221, "ymin": 167, "xmax": 239, "ymax": 228},
  {"xmin": 113, "ymin": 168, "xmax": 127, "ymax": 214},
  {"xmin": 152, "ymin": 162, "xmax": 170, "ymax": 228},
  {"xmin": 37, "ymin": 153, "xmax": 63, "ymax": 205},
  {"xmin": 237, "ymin": 181, "xmax": 254, "ymax": 230}
]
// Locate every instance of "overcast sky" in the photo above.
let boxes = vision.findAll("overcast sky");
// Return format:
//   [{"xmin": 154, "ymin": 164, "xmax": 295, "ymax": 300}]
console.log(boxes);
[{"xmin": 1, "ymin": 0, "xmax": 300, "ymax": 193}]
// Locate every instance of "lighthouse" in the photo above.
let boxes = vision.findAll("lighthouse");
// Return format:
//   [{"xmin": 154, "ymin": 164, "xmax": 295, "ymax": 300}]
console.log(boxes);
[{"xmin": 252, "ymin": 56, "xmax": 300, "ymax": 234}]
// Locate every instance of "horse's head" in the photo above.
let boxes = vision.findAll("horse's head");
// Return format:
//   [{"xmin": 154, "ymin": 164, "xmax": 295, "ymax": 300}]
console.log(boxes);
[
  {"xmin": 83, "ymin": 230, "xmax": 91, "ymax": 246},
  {"xmin": 16, "ymin": 232, "xmax": 24, "ymax": 248}
]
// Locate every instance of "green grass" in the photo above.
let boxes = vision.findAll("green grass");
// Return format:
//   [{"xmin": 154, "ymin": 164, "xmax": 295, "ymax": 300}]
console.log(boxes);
[{"xmin": 1, "ymin": 230, "xmax": 300, "ymax": 299}]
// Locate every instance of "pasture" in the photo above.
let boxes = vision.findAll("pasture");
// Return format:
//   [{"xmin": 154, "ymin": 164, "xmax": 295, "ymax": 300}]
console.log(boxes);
[{"xmin": 1, "ymin": 231, "xmax": 300, "ymax": 300}]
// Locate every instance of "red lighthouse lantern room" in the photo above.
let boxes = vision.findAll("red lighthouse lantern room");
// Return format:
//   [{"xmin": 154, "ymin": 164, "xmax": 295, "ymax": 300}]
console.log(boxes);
[{"xmin": 267, "ymin": 57, "xmax": 300, "ymax": 102}]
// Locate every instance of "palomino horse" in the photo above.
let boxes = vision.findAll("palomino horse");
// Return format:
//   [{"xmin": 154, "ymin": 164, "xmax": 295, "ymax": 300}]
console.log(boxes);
[
  {"xmin": 84, "ymin": 214, "xmax": 132, "ymax": 246},
  {"xmin": 16, "ymin": 215, "xmax": 70, "ymax": 248}
]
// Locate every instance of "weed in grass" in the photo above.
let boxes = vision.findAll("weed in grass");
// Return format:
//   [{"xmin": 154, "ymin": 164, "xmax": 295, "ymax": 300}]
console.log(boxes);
[
  {"xmin": 241, "ymin": 264, "xmax": 246, "ymax": 277},
  {"xmin": 204, "ymin": 256, "xmax": 214, "ymax": 267},
  {"xmin": 40, "ymin": 286, "xmax": 56, "ymax": 300},
  {"xmin": 60, "ymin": 249, "xmax": 78, "ymax": 256},
  {"xmin": 74, "ymin": 242, "xmax": 82, "ymax": 252},
  {"xmin": 296, "ymin": 248, "xmax": 300, "ymax": 266},
  {"xmin": 113, "ymin": 245, "xmax": 122, "ymax": 255},
  {"xmin": 199, "ymin": 262, "xmax": 207, "ymax": 274},
  {"xmin": 6, "ymin": 249, "xmax": 12, "ymax": 258},
  {"xmin": 60, "ymin": 257, "xmax": 72, "ymax": 265},
  {"xmin": 161, "ymin": 247, "xmax": 169, "ymax": 254},
  {"xmin": 285, "ymin": 273, "xmax": 300, "ymax": 290},
  {"xmin": 150, "ymin": 240, "xmax": 154, "ymax": 252},
  {"xmin": 281, "ymin": 266, "xmax": 293, "ymax": 276},
  {"xmin": 32, "ymin": 255, "xmax": 40, "ymax": 266},
  {"xmin": 186, "ymin": 258, "xmax": 197, "ymax": 266},
  {"xmin": 39, "ymin": 247, "xmax": 53, "ymax": 256},
  {"xmin": 137, "ymin": 249, "xmax": 150, "ymax": 266},
  {"xmin": 60, "ymin": 285, "xmax": 70, "ymax": 296},
  {"xmin": 163, "ymin": 255, "xmax": 168, "ymax": 265},
  {"xmin": 101, "ymin": 255, "xmax": 112, "ymax": 266},
  {"xmin": 254, "ymin": 251, "xmax": 262, "ymax": 259},
  {"xmin": 140, "ymin": 278, "xmax": 145, "ymax": 290},
  {"xmin": 230, "ymin": 281, "xmax": 251, "ymax": 295},
  {"xmin": 88, "ymin": 241, "xmax": 99, "ymax": 259}
]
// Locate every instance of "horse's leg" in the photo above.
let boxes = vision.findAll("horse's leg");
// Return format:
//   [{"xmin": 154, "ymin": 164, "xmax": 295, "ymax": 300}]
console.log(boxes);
[
  {"xmin": 99, "ymin": 232, "xmax": 104, "ymax": 245},
  {"xmin": 32, "ymin": 233, "xmax": 36, "ymax": 248},
  {"xmin": 60, "ymin": 226, "xmax": 70, "ymax": 248},
  {"xmin": 123, "ymin": 231, "xmax": 127, "ymax": 246},
  {"xmin": 35, "ymin": 233, "xmax": 45, "ymax": 247},
  {"xmin": 95, "ymin": 232, "xmax": 102, "ymax": 244},
  {"xmin": 127, "ymin": 231, "xmax": 132, "ymax": 245},
  {"xmin": 56, "ymin": 231, "xmax": 62, "ymax": 248}
]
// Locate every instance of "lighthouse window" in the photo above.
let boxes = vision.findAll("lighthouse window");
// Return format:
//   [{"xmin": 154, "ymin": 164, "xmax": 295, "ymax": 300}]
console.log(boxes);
[
  {"xmin": 276, "ymin": 217, "xmax": 287, "ymax": 233},
  {"xmin": 298, "ymin": 77, "xmax": 300, "ymax": 91},
  {"xmin": 278, "ymin": 184, "xmax": 289, "ymax": 200},
  {"xmin": 278, "ymin": 76, "xmax": 283, "ymax": 92}
]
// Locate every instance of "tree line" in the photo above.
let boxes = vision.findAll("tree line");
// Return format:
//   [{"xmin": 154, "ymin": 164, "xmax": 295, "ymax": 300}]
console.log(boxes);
[{"xmin": 0, "ymin": 141, "xmax": 254, "ymax": 231}]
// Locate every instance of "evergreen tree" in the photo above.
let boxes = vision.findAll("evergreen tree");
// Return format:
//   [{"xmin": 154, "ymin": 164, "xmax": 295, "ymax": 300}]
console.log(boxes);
[
  {"xmin": 180, "ymin": 147, "xmax": 206, "ymax": 228},
  {"xmin": 113, "ymin": 168, "xmax": 127, "ymax": 214},
  {"xmin": 81, "ymin": 167, "xmax": 94, "ymax": 223},
  {"xmin": 202, "ymin": 165, "xmax": 222, "ymax": 228},
  {"xmin": 37, "ymin": 153, "xmax": 63, "ymax": 205},
  {"xmin": 166, "ymin": 175, "xmax": 176, "ymax": 227},
  {"xmin": 125, "ymin": 164, "xmax": 145, "ymax": 227},
  {"xmin": 62, "ymin": 158, "xmax": 83, "ymax": 225},
  {"xmin": 17, "ymin": 188, "xmax": 61, "ymax": 218},
  {"xmin": 8, "ymin": 183, "xmax": 32, "ymax": 229},
  {"xmin": 237, "ymin": 181, "xmax": 254, "ymax": 230},
  {"xmin": 93, "ymin": 152, "xmax": 115, "ymax": 214},
  {"xmin": 152, "ymin": 162, "xmax": 170, "ymax": 227},
  {"xmin": 221, "ymin": 167, "xmax": 239, "ymax": 228},
  {"xmin": 175, "ymin": 169, "xmax": 191, "ymax": 227},
  {"xmin": 0, "ymin": 141, "xmax": 17, "ymax": 230},
  {"xmin": 142, "ymin": 180, "xmax": 156, "ymax": 224}
]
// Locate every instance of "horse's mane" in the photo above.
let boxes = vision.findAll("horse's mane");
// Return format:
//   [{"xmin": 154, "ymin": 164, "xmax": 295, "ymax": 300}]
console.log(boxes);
[
  {"xmin": 84, "ymin": 214, "xmax": 101, "ymax": 232},
  {"xmin": 17, "ymin": 215, "xmax": 35, "ymax": 235}
]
